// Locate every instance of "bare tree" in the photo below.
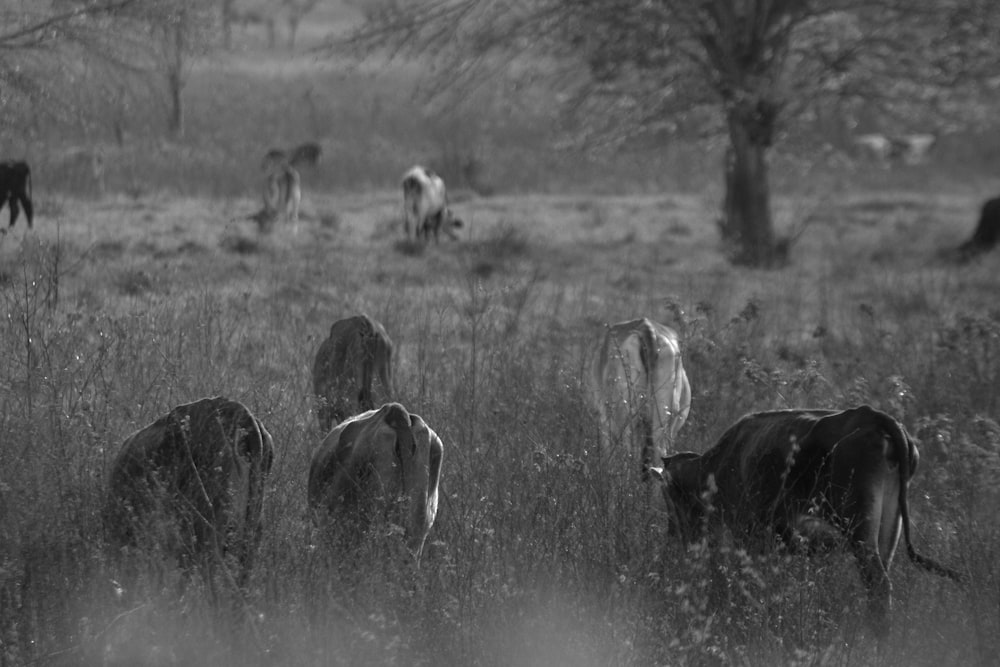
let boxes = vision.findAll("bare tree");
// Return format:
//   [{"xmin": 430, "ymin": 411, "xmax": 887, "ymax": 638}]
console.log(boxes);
[
  {"xmin": 142, "ymin": 2, "xmax": 218, "ymax": 139},
  {"xmin": 283, "ymin": 0, "xmax": 323, "ymax": 50},
  {"xmin": 0, "ymin": 1, "xmax": 149, "ymax": 134},
  {"xmin": 338, "ymin": 0, "xmax": 1000, "ymax": 267}
]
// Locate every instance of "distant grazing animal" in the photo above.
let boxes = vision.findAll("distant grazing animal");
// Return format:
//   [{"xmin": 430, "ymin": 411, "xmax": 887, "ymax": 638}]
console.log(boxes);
[
  {"xmin": 402, "ymin": 165, "xmax": 464, "ymax": 242},
  {"xmin": 308, "ymin": 402, "xmax": 443, "ymax": 560},
  {"xmin": 855, "ymin": 134, "xmax": 892, "ymax": 164},
  {"xmin": 655, "ymin": 405, "xmax": 964, "ymax": 638},
  {"xmin": 261, "ymin": 142, "xmax": 322, "ymax": 172},
  {"xmin": 856, "ymin": 133, "xmax": 937, "ymax": 166},
  {"xmin": 0, "ymin": 160, "xmax": 33, "ymax": 232},
  {"xmin": 260, "ymin": 162, "xmax": 301, "ymax": 228},
  {"xmin": 956, "ymin": 195, "xmax": 1000, "ymax": 261},
  {"xmin": 105, "ymin": 397, "xmax": 274, "ymax": 588},
  {"xmin": 891, "ymin": 133, "xmax": 936, "ymax": 165},
  {"xmin": 588, "ymin": 318, "xmax": 691, "ymax": 480},
  {"xmin": 313, "ymin": 315, "xmax": 394, "ymax": 433}
]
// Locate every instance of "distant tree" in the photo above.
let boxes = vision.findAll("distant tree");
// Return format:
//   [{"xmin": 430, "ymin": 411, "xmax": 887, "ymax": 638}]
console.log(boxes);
[
  {"xmin": 0, "ymin": 1, "xmax": 147, "ymax": 134},
  {"xmin": 141, "ymin": 1, "xmax": 218, "ymax": 139},
  {"xmin": 339, "ymin": 0, "xmax": 1000, "ymax": 267},
  {"xmin": 283, "ymin": 0, "xmax": 323, "ymax": 50}
]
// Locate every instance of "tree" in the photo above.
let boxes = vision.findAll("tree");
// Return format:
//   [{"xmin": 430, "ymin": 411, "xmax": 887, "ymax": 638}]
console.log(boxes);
[
  {"xmin": 0, "ymin": 1, "xmax": 148, "ymax": 134},
  {"xmin": 143, "ymin": 2, "xmax": 218, "ymax": 139},
  {"xmin": 339, "ymin": 0, "xmax": 1000, "ymax": 267},
  {"xmin": 283, "ymin": 0, "xmax": 323, "ymax": 50}
]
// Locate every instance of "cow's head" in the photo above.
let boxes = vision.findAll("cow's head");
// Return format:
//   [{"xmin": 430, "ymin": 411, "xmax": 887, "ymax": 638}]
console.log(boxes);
[{"xmin": 654, "ymin": 452, "xmax": 709, "ymax": 542}]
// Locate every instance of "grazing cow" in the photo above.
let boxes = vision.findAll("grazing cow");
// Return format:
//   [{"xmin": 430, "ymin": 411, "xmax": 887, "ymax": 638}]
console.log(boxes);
[
  {"xmin": 402, "ymin": 165, "xmax": 464, "ymax": 243},
  {"xmin": 260, "ymin": 162, "xmax": 301, "ymax": 228},
  {"xmin": 308, "ymin": 402, "xmax": 443, "ymax": 560},
  {"xmin": 855, "ymin": 134, "xmax": 893, "ymax": 164},
  {"xmin": 105, "ymin": 397, "xmax": 274, "ymax": 588},
  {"xmin": 589, "ymin": 318, "xmax": 691, "ymax": 483},
  {"xmin": 0, "ymin": 160, "xmax": 33, "ymax": 233},
  {"xmin": 891, "ymin": 133, "xmax": 936, "ymax": 165},
  {"xmin": 655, "ymin": 405, "xmax": 963, "ymax": 637},
  {"xmin": 312, "ymin": 314, "xmax": 394, "ymax": 433},
  {"xmin": 956, "ymin": 195, "xmax": 1000, "ymax": 261}
]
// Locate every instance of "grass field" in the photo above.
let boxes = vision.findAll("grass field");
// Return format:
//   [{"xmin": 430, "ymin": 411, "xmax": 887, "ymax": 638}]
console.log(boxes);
[
  {"xmin": 1, "ymin": 12, "xmax": 1000, "ymax": 665},
  {"xmin": 1, "ymin": 182, "xmax": 997, "ymax": 666}
]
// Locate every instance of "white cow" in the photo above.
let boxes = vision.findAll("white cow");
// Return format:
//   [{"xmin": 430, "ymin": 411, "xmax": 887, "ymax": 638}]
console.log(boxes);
[
  {"xmin": 261, "ymin": 162, "xmax": 301, "ymax": 228},
  {"xmin": 588, "ymin": 317, "xmax": 691, "ymax": 481},
  {"xmin": 308, "ymin": 402, "xmax": 444, "ymax": 561},
  {"xmin": 401, "ymin": 165, "xmax": 463, "ymax": 243},
  {"xmin": 855, "ymin": 133, "xmax": 893, "ymax": 164}
]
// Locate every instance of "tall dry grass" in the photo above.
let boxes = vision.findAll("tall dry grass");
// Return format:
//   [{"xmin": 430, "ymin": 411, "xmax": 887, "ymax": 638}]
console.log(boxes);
[{"xmin": 0, "ymin": 199, "xmax": 997, "ymax": 665}]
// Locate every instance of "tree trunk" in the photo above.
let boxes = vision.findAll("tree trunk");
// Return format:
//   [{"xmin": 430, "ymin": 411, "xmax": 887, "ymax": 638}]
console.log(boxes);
[
  {"xmin": 721, "ymin": 104, "xmax": 779, "ymax": 267},
  {"xmin": 288, "ymin": 14, "xmax": 300, "ymax": 50},
  {"xmin": 221, "ymin": 0, "xmax": 234, "ymax": 50},
  {"xmin": 167, "ymin": 21, "xmax": 185, "ymax": 138}
]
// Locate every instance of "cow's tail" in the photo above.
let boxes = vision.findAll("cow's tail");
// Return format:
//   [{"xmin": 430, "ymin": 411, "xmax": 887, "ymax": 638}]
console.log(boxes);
[
  {"xmin": 884, "ymin": 413, "xmax": 965, "ymax": 584},
  {"xmin": 637, "ymin": 321, "xmax": 657, "ymax": 480}
]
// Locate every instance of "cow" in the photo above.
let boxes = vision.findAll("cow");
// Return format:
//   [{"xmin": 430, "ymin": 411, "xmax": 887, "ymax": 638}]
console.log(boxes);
[
  {"xmin": 259, "ymin": 162, "xmax": 301, "ymax": 229},
  {"xmin": 308, "ymin": 402, "xmax": 443, "ymax": 561},
  {"xmin": 0, "ymin": 160, "xmax": 33, "ymax": 233},
  {"xmin": 312, "ymin": 314, "xmax": 394, "ymax": 433},
  {"xmin": 588, "ymin": 318, "xmax": 691, "ymax": 483},
  {"xmin": 402, "ymin": 165, "xmax": 464, "ymax": 243},
  {"xmin": 956, "ymin": 195, "xmax": 1000, "ymax": 261},
  {"xmin": 104, "ymin": 397, "xmax": 274, "ymax": 589},
  {"xmin": 891, "ymin": 133, "xmax": 936, "ymax": 165},
  {"xmin": 855, "ymin": 134, "xmax": 893, "ymax": 165},
  {"xmin": 654, "ymin": 405, "xmax": 964, "ymax": 638}
]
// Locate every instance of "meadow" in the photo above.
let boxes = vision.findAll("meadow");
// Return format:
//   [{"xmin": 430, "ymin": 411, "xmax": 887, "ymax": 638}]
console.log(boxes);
[{"xmin": 1, "ymin": 15, "xmax": 1000, "ymax": 666}]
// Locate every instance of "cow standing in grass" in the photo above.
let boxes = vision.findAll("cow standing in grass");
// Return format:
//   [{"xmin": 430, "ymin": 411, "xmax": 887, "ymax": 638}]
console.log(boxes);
[
  {"xmin": 309, "ymin": 403, "xmax": 443, "ymax": 561},
  {"xmin": 654, "ymin": 405, "xmax": 964, "ymax": 638},
  {"xmin": 0, "ymin": 160, "xmax": 33, "ymax": 233},
  {"xmin": 312, "ymin": 315, "xmax": 395, "ymax": 433},
  {"xmin": 105, "ymin": 397, "xmax": 274, "ymax": 590},
  {"xmin": 402, "ymin": 165, "xmax": 463, "ymax": 243}
]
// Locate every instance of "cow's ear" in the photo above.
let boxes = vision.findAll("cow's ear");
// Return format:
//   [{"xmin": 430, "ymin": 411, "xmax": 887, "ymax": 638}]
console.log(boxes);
[{"xmin": 647, "ymin": 466, "xmax": 665, "ymax": 482}]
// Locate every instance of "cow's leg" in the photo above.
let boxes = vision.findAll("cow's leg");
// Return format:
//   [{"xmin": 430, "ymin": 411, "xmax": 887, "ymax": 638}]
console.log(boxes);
[{"xmin": 18, "ymin": 190, "xmax": 32, "ymax": 228}]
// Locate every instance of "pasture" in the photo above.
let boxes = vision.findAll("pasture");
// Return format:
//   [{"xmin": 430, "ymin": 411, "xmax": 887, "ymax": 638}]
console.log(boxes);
[
  {"xmin": 2, "ymin": 10, "xmax": 1000, "ymax": 662},
  {"xmin": 0, "ymin": 183, "xmax": 997, "ymax": 666}
]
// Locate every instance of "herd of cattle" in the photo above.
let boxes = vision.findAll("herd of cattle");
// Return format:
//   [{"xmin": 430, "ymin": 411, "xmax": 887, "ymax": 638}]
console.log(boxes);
[
  {"xmin": 101, "ymin": 310, "xmax": 964, "ymax": 639},
  {"xmin": 0, "ymin": 148, "xmax": 984, "ymax": 640}
]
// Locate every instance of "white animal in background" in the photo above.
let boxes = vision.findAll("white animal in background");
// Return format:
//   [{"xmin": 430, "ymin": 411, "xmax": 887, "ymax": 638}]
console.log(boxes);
[{"xmin": 401, "ymin": 165, "xmax": 463, "ymax": 243}]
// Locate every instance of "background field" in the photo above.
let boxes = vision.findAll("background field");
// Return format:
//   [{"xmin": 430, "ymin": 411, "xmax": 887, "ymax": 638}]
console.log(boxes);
[{"xmin": 1, "ymin": 5, "xmax": 1000, "ymax": 666}]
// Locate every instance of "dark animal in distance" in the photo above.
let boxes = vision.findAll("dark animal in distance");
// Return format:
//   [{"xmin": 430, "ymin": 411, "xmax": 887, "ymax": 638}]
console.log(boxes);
[
  {"xmin": 313, "ymin": 314, "xmax": 394, "ymax": 433},
  {"xmin": 0, "ymin": 160, "xmax": 33, "ymax": 233},
  {"xmin": 261, "ymin": 142, "xmax": 322, "ymax": 172},
  {"xmin": 956, "ymin": 195, "xmax": 1000, "ymax": 261},
  {"xmin": 588, "ymin": 318, "xmax": 691, "ymax": 482},
  {"xmin": 654, "ymin": 405, "xmax": 964, "ymax": 638},
  {"xmin": 104, "ymin": 397, "xmax": 274, "ymax": 589},
  {"xmin": 402, "ymin": 165, "xmax": 463, "ymax": 243},
  {"xmin": 308, "ymin": 402, "xmax": 443, "ymax": 560}
]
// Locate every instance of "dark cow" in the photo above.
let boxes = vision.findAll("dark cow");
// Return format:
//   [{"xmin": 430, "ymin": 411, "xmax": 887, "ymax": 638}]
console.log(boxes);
[
  {"xmin": 312, "ymin": 314, "xmax": 394, "ymax": 433},
  {"xmin": 0, "ymin": 160, "xmax": 33, "ymax": 232},
  {"xmin": 402, "ymin": 165, "xmax": 464, "ymax": 243},
  {"xmin": 105, "ymin": 397, "xmax": 274, "ymax": 588},
  {"xmin": 655, "ymin": 405, "xmax": 963, "ymax": 637},
  {"xmin": 956, "ymin": 196, "xmax": 1000, "ymax": 261},
  {"xmin": 261, "ymin": 142, "xmax": 322, "ymax": 172},
  {"xmin": 308, "ymin": 402, "xmax": 443, "ymax": 560}
]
